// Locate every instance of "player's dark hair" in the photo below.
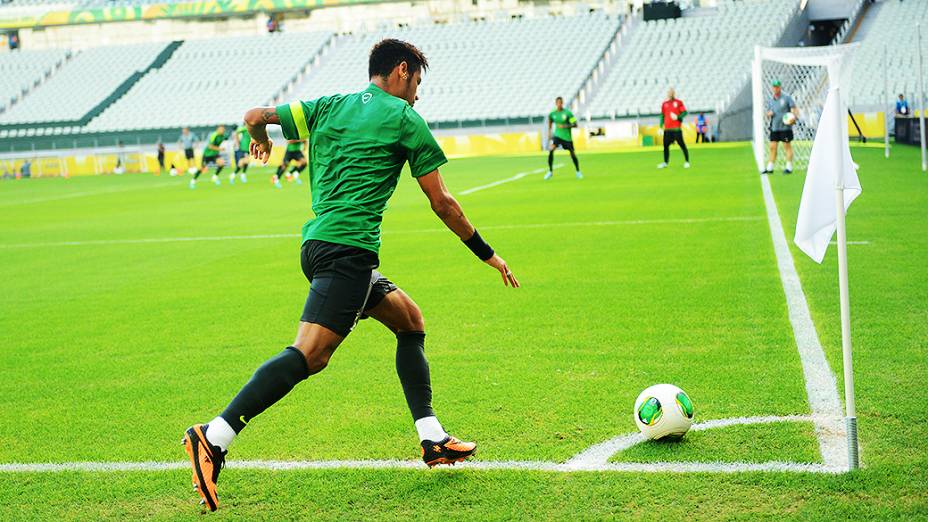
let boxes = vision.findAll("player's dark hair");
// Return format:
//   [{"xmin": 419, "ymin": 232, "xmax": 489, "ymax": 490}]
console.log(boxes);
[
  {"xmin": 555, "ymin": 96, "xmax": 563, "ymax": 102},
  {"xmin": 369, "ymin": 39, "xmax": 429, "ymax": 79}
]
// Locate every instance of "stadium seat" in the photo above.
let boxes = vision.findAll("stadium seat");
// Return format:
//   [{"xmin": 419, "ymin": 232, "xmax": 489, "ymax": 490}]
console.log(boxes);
[
  {"xmin": 846, "ymin": 0, "xmax": 928, "ymax": 108},
  {"xmin": 0, "ymin": 48, "xmax": 69, "ymax": 112},
  {"xmin": 292, "ymin": 12, "xmax": 621, "ymax": 124},
  {"xmin": 84, "ymin": 31, "xmax": 333, "ymax": 132},
  {"xmin": 0, "ymin": 42, "xmax": 166, "ymax": 125},
  {"xmin": 587, "ymin": 0, "xmax": 800, "ymax": 117}
]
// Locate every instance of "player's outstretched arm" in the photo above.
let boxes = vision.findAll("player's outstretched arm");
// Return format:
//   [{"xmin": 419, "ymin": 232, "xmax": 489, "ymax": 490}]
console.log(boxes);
[
  {"xmin": 243, "ymin": 106, "xmax": 279, "ymax": 163},
  {"xmin": 417, "ymin": 170, "xmax": 519, "ymax": 288}
]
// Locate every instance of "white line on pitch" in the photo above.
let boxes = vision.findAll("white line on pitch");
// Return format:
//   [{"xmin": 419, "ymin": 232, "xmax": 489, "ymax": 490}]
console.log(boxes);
[
  {"xmin": 0, "ymin": 180, "xmax": 178, "ymax": 207},
  {"xmin": 759, "ymin": 175, "xmax": 848, "ymax": 470},
  {"xmin": 0, "ymin": 216, "xmax": 763, "ymax": 249},
  {"xmin": 458, "ymin": 164, "xmax": 562, "ymax": 195},
  {"xmin": 565, "ymin": 415, "xmax": 813, "ymax": 468},
  {"xmin": 0, "ymin": 416, "xmax": 838, "ymax": 475},
  {"xmin": 829, "ymin": 240, "xmax": 870, "ymax": 245}
]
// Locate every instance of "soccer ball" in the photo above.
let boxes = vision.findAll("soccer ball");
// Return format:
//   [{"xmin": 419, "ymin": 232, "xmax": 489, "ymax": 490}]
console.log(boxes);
[
  {"xmin": 633, "ymin": 384, "xmax": 695, "ymax": 440},
  {"xmin": 782, "ymin": 112, "xmax": 797, "ymax": 126}
]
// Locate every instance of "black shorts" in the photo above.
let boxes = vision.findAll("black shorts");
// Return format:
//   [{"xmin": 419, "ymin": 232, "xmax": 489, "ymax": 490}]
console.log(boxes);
[
  {"xmin": 184, "ymin": 148, "xmax": 195, "ymax": 160},
  {"xmin": 283, "ymin": 150, "xmax": 305, "ymax": 163},
  {"xmin": 202, "ymin": 155, "xmax": 220, "ymax": 167},
  {"xmin": 300, "ymin": 240, "xmax": 398, "ymax": 337},
  {"xmin": 663, "ymin": 129, "xmax": 686, "ymax": 146},
  {"xmin": 157, "ymin": 152, "xmax": 165, "ymax": 166},
  {"xmin": 770, "ymin": 129, "xmax": 794, "ymax": 142},
  {"xmin": 551, "ymin": 136, "xmax": 574, "ymax": 151},
  {"xmin": 234, "ymin": 150, "xmax": 248, "ymax": 163}
]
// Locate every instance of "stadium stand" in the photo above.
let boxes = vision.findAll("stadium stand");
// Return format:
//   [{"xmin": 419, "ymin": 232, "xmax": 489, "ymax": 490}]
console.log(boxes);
[
  {"xmin": 292, "ymin": 13, "xmax": 621, "ymax": 124},
  {"xmin": 847, "ymin": 0, "xmax": 928, "ymax": 108},
  {"xmin": 585, "ymin": 0, "xmax": 800, "ymax": 118},
  {"xmin": 85, "ymin": 31, "xmax": 332, "ymax": 132},
  {"xmin": 0, "ymin": 42, "xmax": 168, "ymax": 125},
  {"xmin": 0, "ymin": 48, "xmax": 70, "ymax": 113}
]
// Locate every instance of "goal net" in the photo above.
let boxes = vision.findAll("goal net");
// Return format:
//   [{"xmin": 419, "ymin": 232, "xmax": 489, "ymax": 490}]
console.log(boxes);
[{"xmin": 752, "ymin": 44, "xmax": 859, "ymax": 173}]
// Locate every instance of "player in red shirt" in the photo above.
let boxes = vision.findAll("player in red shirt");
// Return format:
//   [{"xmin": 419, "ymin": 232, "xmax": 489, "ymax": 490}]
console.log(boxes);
[{"xmin": 657, "ymin": 88, "xmax": 690, "ymax": 169}]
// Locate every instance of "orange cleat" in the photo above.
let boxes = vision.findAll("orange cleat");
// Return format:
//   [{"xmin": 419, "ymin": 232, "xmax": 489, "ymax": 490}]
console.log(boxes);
[
  {"xmin": 182, "ymin": 424, "xmax": 225, "ymax": 512},
  {"xmin": 421, "ymin": 435, "xmax": 477, "ymax": 467}
]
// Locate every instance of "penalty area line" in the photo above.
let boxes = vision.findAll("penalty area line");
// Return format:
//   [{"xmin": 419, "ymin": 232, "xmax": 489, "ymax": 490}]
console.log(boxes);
[{"xmin": 458, "ymin": 164, "xmax": 562, "ymax": 195}]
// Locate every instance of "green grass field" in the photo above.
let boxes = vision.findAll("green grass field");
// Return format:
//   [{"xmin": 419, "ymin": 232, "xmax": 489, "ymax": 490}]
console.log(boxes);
[{"xmin": 0, "ymin": 143, "xmax": 925, "ymax": 520}]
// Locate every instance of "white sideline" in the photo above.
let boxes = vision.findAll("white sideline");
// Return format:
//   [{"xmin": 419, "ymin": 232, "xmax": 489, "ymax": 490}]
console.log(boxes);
[
  {"xmin": 0, "ymin": 216, "xmax": 763, "ymax": 249},
  {"xmin": 759, "ymin": 175, "xmax": 848, "ymax": 469},
  {"xmin": 0, "ymin": 415, "xmax": 840, "ymax": 474}
]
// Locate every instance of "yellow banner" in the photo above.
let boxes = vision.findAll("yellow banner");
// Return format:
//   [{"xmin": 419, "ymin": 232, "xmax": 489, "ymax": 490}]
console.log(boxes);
[{"xmin": 0, "ymin": 0, "xmax": 382, "ymax": 30}]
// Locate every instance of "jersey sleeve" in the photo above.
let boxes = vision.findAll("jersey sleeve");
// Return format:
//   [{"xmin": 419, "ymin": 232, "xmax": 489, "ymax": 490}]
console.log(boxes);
[
  {"xmin": 786, "ymin": 96, "xmax": 796, "ymax": 110},
  {"xmin": 276, "ymin": 99, "xmax": 317, "ymax": 141},
  {"xmin": 399, "ymin": 107, "xmax": 448, "ymax": 178},
  {"xmin": 566, "ymin": 110, "xmax": 577, "ymax": 125}
]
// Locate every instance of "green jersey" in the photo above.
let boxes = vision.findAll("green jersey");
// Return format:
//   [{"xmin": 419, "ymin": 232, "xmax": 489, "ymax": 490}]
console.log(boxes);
[
  {"xmin": 549, "ymin": 108, "xmax": 576, "ymax": 142},
  {"xmin": 286, "ymin": 141, "xmax": 304, "ymax": 152},
  {"xmin": 276, "ymin": 83, "xmax": 447, "ymax": 253},
  {"xmin": 203, "ymin": 131, "xmax": 224, "ymax": 158},
  {"xmin": 235, "ymin": 126, "xmax": 251, "ymax": 152}
]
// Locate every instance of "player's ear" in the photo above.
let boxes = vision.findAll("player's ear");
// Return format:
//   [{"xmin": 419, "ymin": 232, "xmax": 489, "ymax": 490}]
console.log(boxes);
[{"xmin": 397, "ymin": 61, "xmax": 409, "ymax": 81}]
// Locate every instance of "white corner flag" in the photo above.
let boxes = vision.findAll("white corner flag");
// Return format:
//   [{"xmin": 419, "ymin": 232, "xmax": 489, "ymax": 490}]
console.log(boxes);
[
  {"xmin": 794, "ymin": 87, "xmax": 862, "ymax": 263},
  {"xmin": 793, "ymin": 85, "xmax": 862, "ymax": 470}
]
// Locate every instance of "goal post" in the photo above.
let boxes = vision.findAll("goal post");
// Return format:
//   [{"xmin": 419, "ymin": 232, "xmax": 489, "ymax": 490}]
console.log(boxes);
[{"xmin": 752, "ymin": 44, "xmax": 860, "ymax": 173}]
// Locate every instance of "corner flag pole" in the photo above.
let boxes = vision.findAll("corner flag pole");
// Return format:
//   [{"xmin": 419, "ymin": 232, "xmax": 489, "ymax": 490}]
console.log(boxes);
[
  {"xmin": 883, "ymin": 44, "xmax": 890, "ymax": 159},
  {"xmin": 832, "ymin": 86, "xmax": 860, "ymax": 470},
  {"xmin": 918, "ymin": 23, "xmax": 927, "ymax": 172}
]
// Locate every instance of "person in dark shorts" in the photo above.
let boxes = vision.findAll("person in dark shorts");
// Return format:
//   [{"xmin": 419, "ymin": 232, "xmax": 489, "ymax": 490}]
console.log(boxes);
[
  {"xmin": 544, "ymin": 96, "xmax": 582, "ymax": 180},
  {"xmin": 182, "ymin": 39, "xmax": 520, "ymax": 512},
  {"xmin": 156, "ymin": 141, "xmax": 166, "ymax": 175},
  {"xmin": 763, "ymin": 79, "xmax": 798, "ymax": 174},
  {"xmin": 178, "ymin": 127, "xmax": 198, "ymax": 175},
  {"xmin": 273, "ymin": 139, "xmax": 307, "ymax": 188},
  {"xmin": 190, "ymin": 125, "xmax": 226, "ymax": 188},
  {"xmin": 232, "ymin": 125, "xmax": 250, "ymax": 184},
  {"xmin": 657, "ymin": 87, "xmax": 690, "ymax": 169}
]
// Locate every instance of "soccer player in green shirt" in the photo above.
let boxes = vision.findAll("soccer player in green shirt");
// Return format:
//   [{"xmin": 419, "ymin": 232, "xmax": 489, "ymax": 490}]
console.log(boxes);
[
  {"xmin": 189, "ymin": 125, "xmax": 227, "ymax": 188},
  {"xmin": 182, "ymin": 39, "xmax": 520, "ymax": 512},
  {"xmin": 231, "ymin": 125, "xmax": 251, "ymax": 184},
  {"xmin": 273, "ymin": 139, "xmax": 307, "ymax": 188},
  {"xmin": 545, "ymin": 96, "xmax": 582, "ymax": 180}
]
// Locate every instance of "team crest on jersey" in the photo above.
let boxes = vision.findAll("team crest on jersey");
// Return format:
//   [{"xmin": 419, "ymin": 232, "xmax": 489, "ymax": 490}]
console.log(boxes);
[{"xmin": 362, "ymin": 92, "xmax": 373, "ymax": 104}]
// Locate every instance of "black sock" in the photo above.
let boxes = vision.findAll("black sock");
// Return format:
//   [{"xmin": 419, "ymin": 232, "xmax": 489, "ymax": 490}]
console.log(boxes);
[
  {"xmin": 289, "ymin": 165, "xmax": 299, "ymax": 173},
  {"xmin": 663, "ymin": 143, "xmax": 670, "ymax": 163},
  {"xmin": 395, "ymin": 332, "xmax": 433, "ymax": 420},
  {"xmin": 234, "ymin": 165, "xmax": 241, "ymax": 174},
  {"xmin": 193, "ymin": 170, "xmax": 201, "ymax": 180},
  {"xmin": 276, "ymin": 165, "xmax": 285, "ymax": 177},
  {"xmin": 570, "ymin": 151, "xmax": 580, "ymax": 171},
  {"xmin": 547, "ymin": 150, "xmax": 554, "ymax": 170},
  {"xmin": 215, "ymin": 166, "xmax": 224, "ymax": 176},
  {"xmin": 295, "ymin": 164, "xmax": 306, "ymax": 174},
  {"xmin": 219, "ymin": 347, "xmax": 309, "ymax": 433},
  {"xmin": 680, "ymin": 140, "xmax": 690, "ymax": 162},
  {"xmin": 242, "ymin": 163, "xmax": 249, "ymax": 173}
]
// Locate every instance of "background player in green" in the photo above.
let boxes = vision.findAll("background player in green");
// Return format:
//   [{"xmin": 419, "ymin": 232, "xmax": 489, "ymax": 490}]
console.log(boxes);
[
  {"xmin": 189, "ymin": 124, "xmax": 226, "ymax": 188},
  {"xmin": 182, "ymin": 39, "xmax": 520, "ymax": 512},
  {"xmin": 545, "ymin": 96, "xmax": 582, "ymax": 180},
  {"xmin": 273, "ymin": 139, "xmax": 307, "ymax": 188},
  {"xmin": 231, "ymin": 125, "xmax": 250, "ymax": 184}
]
